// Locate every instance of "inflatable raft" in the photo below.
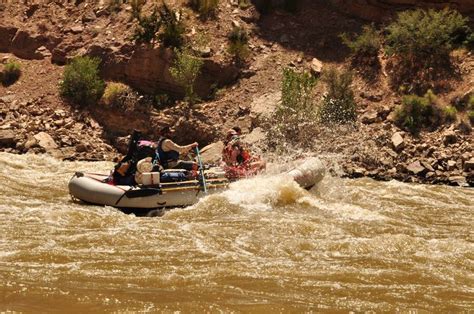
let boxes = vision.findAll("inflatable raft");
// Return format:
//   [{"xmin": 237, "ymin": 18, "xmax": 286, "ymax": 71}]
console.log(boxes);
[{"xmin": 68, "ymin": 157, "xmax": 325, "ymax": 211}]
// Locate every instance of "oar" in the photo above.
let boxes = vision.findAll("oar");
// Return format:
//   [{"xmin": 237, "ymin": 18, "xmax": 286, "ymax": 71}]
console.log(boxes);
[{"xmin": 195, "ymin": 146, "xmax": 208, "ymax": 194}]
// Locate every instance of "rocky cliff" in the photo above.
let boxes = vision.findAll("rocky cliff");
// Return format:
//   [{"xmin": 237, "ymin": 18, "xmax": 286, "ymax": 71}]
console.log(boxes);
[{"xmin": 0, "ymin": 0, "xmax": 473, "ymax": 186}]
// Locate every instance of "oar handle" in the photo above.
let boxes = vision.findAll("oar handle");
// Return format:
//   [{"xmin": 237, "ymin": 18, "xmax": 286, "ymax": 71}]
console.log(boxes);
[{"xmin": 195, "ymin": 146, "xmax": 208, "ymax": 194}]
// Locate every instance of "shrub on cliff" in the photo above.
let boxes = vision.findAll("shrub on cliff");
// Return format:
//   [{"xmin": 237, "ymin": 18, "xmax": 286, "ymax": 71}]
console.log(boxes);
[
  {"xmin": 102, "ymin": 82, "xmax": 131, "ymax": 107},
  {"xmin": 341, "ymin": 24, "xmax": 380, "ymax": 62},
  {"xmin": 159, "ymin": 3, "xmax": 185, "ymax": 48},
  {"xmin": 170, "ymin": 48, "xmax": 203, "ymax": 105},
  {"xmin": 60, "ymin": 56, "xmax": 105, "ymax": 107},
  {"xmin": 189, "ymin": 0, "xmax": 219, "ymax": 19},
  {"xmin": 228, "ymin": 26, "xmax": 249, "ymax": 65},
  {"xmin": 132, "ymin": 6, "xmax": 161, "ymax": 44},
  {"xmin": 1, "ymin": 60, "xmax": 21, "ymax": 86},
  {"xmin": 385, "ymin": 8, "xmax": 471, "ymax": 93},
  {"xmin": 276, "ymin": 67, "xmax": 317, "ymax": 122},
  {"xmin": 443, "ymin": 105, "xmax": 458, "ymax": 123},
  {"xmin": 394, "ymin": 90, "xmax": 445, "ymax": 133},
  {"xmin": 269, "ymin": 67, "xmax": 317, "ymax": 144},
  {"xmin": 318, "ymin": 68, "xmax": 357, "ymax": 124}
]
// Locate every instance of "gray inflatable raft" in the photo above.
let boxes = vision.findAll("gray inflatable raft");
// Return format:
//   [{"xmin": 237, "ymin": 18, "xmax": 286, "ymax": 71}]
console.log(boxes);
[{"xmin": 68, "ymin": 157, "xmax": 325, "ymax": 210}]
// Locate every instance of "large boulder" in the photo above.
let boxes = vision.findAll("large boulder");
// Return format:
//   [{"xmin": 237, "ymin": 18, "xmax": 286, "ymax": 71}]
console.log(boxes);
[
  {"xmin": 10, "ymin": 30, "xmax": 61, "ymax": 60},
  {"xmin": 34, "ymin": 132, "xmax": 58, "ymax": 151},
  {"xmin": 463, "ymin": 159, "xmax": 474, "ymax": 171},
  {"xmin": 0, "ymin": 25, "xmax": 18, "ymax": 52},
  {"xmin": 91, "ymin": 44, "xmax": 239, "ymax": 99},
  {"xmin": 406, "ymin": 160, "xmax": 427, "ymax": 175},
  {"xmin": 391, "ymin": 132, "xmax": 405, "ymax": 152},
  {"xmin": 200, "ymin": 141, "xmax": 224, "ymax": 164},
  {"xmin": 0, "ymin": 130, "xmax": 16, "ymax": 147},
  {"xmin": 242, "ymin": 127, "xmax": 266, "ymax": 145}
]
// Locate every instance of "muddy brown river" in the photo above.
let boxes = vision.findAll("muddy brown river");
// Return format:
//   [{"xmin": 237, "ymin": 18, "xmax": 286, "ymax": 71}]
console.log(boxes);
[{"xmin": 0, "ymin": 152, "xmax": 473, "ymax": 312}]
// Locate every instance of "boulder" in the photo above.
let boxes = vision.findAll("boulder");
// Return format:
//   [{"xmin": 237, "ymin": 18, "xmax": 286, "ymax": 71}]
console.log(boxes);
[
  {"xmin": 463, "ymin": 159, "xmax": 474, "ymax": 171},
  {"xmin": 82, "ymin": 10, "xmax": 97, "ymax": 23},
  {"xmin": 406, "ymin": 160, "xmax": 426, "ymax": 175},
  {"xmin": 351, "ymin": 167, "xmax": 366, "ymax": 178},
  {"xmin": 420, "ymin": 160, "xmax": 434, "ymax": 172},
  {"xmin": 76, "ymin": 143, "xmax": 88, "ymax": 153},
  {"xmin": 98, "ymin": 45, "xmax": 239, "ymax": 98},
  {"xmin": 443, "ymin": 131, "xmax": 458, "ymax": 146},
  {"xmin": 70, "ymin": 25, "xmax": 84, "ymax": 34},
  {"xmin": 192, "ymin": 46, "xmax": 212, "ymax": 58},
  {"xmin": 242, "ymin": 127, "xmax": 266, "ymax": 145},
  {"xmin": 200, "ymin": 141, "xmax": 224, "ymax": 164},
  {"xmin": 0, "ymin": 130, "xmax": 16, "ymax": 147},
  {"xmin": 0, "ymin": 95, "xmax": 16, "ymax": 105},
  {"xmin": 361, "ymin": 111, "xmax": 378, "ymax": 124},
  {"xmin": 449, "ymin": 176, "xmax": 468, "ymax": 187},
  {"xmin": 24, "ymin": 137, "xmax": 38, "ymax": 150},
  {"xmin": 33, "ymin": 132, "xmax": 58, "ymax": 150},
  {"xmin": 446, "ymin": 160, "xmax": 457, "ymax": 171},
  {"xmin": 360, "ymin": 91, "xmax": 382, "ymax": 102},
  {"xmin": 10, "ymin": 30, "xmax": 57, "ymax": 60},
  {"xmin": 35, "ymin": 46, "xmax": 51, "ymax": 58},
  {"xmin": 391, "ymin": 132, "xmax": 404, "ymax": 152},
  {"xmin": 377, "ymin": 106, "xmax": 391, "ymax": 120},
  {"xmin": 309, "ymin": 58, "xmax": 323, "ymax": 75},
  {"xmin": 0, "ymin": 25, "xmax": 18, "ymax": 52}
]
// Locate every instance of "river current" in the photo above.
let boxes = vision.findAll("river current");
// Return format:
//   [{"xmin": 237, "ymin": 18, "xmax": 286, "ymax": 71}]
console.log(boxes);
[{"xmin": 0, "ymin": 152, "xmax": 473, "ymax": 312}]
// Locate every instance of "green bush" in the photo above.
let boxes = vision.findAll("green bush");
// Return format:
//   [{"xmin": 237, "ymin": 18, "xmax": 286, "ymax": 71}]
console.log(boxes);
[
  {"xmin": 443, "ymin": 105, "xmax": 458, "ymax": 122},
  {"xmin": 268, "ymin": 67, "xmax": 318, "ymax": 144},
  {"xmin": 1, "ymin": 60, "xmax": 21, "ymax": 86},
  {"xmin": 189, "ymin": 0, "xmax": 219, "ymax": 18},
  {"xmin": 340, "ymin": 24, "xmax": 380, "ymax": 58},
  {"xmin": 386, "ymin": 9, "xmax": 470, "ymax": 61},
  {"xmin": 102, "ymin": 82, "xmax": 131, "ymax": 107},
  {"xmin": 132, "ymin": 7, "xmax": 161, "ymax": 43},
  {"xmin": 276, "ymin": 67, "xmax": 317, "ymax": 122},
  {"xmin": 60, "ymin": 56, "xmax": 105, "ymax": 107},
  {"xmin": 228, "ymin": 26, "xmax": 250, "ymax": 64},
  {"xmin": 394, "ymin": 90, "xmax": 444, "ymax": 133},
  {"xmin": 169, "ymin": 48, "xmax": 203, "ymax": 104},
  {"xmin": 385, "ymin": 9, "xmax": 471, "ymax": 93},
  {"xmin": 159, "ymin": 3, "xmax": 185, "ymax": 48},
  {"xmin": 318, "ymin": 68, "xmax": 357, "ymax": 124}
]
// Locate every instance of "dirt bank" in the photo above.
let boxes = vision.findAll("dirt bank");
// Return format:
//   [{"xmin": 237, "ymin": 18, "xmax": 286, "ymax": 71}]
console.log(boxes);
[{"xmin": 0, "ymin": 0, "xmax": 472, "ymax": 186}]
